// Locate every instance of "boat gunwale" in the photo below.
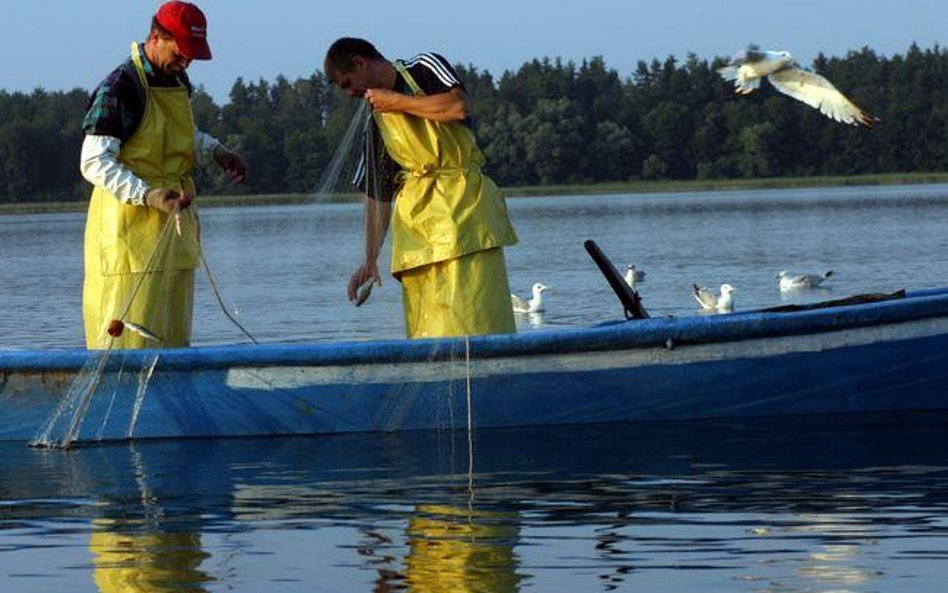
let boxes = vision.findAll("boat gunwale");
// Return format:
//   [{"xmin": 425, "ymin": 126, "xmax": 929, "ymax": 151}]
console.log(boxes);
[{"xmin": 4, "ymin": 287, "xmax": 948, "ymax": 373}]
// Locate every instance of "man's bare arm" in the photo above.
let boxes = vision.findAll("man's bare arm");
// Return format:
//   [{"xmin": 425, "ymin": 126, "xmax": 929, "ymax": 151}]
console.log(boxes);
[{"xmin": 364, "ymin": 87, "xmax": 469, "ymax": 122}]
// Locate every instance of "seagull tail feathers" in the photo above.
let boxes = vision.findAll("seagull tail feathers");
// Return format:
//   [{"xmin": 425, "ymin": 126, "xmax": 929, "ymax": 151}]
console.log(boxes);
[{"xmin": 692, "ymin": 283, "xmax": 710, "ymax": 309}]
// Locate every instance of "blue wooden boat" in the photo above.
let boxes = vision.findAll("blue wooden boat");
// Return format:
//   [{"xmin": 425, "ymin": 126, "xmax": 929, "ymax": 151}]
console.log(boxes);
[
  {"xmin": 3, "ymin": 283, "xmax": 948, "ymax": 444},
  {"xmin": 3, "ymin": 242, "xmax": 948, "ymax": 444}
]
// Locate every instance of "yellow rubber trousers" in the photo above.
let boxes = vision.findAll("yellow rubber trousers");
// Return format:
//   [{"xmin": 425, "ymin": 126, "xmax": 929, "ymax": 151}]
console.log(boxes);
[{"xmin": 399, "ymin": 247, "xmax": 515, "ymax": 338}]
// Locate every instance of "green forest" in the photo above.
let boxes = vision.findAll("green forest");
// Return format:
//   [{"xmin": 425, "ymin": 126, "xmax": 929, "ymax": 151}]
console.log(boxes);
[{"xmin": 1, "ymin": 43, "xmax": 947, "ymax": 204}]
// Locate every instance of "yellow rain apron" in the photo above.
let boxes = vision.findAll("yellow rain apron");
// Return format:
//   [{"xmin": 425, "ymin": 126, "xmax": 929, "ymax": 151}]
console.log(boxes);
[
  {"xmin": 83, "ymin": 43, "xmax": 201, "ymax": 349},
  {"xmin": 375, "ymin": 62, "xmax": 518, "ymax": 338}
]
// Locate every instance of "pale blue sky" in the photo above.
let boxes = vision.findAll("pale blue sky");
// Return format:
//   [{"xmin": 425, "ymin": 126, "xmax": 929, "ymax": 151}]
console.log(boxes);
[{"xmin": 3, "ymin": 0, "xmax": 945, "ymax": 102}]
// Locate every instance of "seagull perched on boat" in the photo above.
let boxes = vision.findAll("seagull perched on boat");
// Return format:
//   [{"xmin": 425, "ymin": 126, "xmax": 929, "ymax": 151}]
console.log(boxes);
[
  {"xmin": 777, "ymin": 270, "xmax": 834, "ymax": 291},
  {"xmin": 717, "ymin": 44, "xmax": 875, "ymax": 127},
  {"xmin": 693, "ymin": 283, "xmax": 736, "ymax": 313},
  {"xmin": 511, "ymin": 283, "xmax": 552, "ymax": 314},
  {"xmin": 624, "ymin": 264, "xmax": 646, "ymax": 287}
]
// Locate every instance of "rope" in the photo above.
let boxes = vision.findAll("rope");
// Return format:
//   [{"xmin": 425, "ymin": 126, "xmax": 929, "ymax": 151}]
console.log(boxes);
[{"xmin": 200, "ymin": 253, "xmax": 259, "ymax": 344}]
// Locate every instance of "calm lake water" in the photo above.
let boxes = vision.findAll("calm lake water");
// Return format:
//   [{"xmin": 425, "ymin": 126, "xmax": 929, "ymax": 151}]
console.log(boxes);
[
  {"xmin": 5, "ymin": 183, "xmax": 948, "ymax": 349},
  {"xmin": 3, "ymin": 415, "xmax": 948, "ymax": 592},
  {"xmin": 3, "ymin": 185, "xmax": 948, "ymax": 591}
]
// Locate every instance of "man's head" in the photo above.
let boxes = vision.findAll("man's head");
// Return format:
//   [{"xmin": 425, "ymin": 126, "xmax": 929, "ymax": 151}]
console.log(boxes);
[
  {"xmin": 148, "ymin": 1, "xmax": 211, "ymax": 74},
  {"xmin": 324, "ymin": 38, "xmax": 390, "ymax": 97}
]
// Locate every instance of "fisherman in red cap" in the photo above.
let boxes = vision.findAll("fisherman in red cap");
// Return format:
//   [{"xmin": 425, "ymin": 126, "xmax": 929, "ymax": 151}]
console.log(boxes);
[{"xmin": 79, "ymin": 2, "xmax": 247, "ymax": 349}]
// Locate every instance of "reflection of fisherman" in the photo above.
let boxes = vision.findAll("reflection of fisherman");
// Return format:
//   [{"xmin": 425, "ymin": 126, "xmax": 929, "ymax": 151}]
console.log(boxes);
[
  {"xmin": 366, "ymin": 504, "xmax": 520, "ymax": 593},
  {"xmin": 324, "ymin": 38, "xmax": 519, "ymax": 339},
  {"xmin": 80, "ymin": 1, "xmax": 247, "ymax": 349},
  {"xmin": 84, "ymin": 441, "xmax": 238, "ymax": 593},
  {"xmin": 90, "ymin": 525, "xmax": 210, "ymax": 593}
]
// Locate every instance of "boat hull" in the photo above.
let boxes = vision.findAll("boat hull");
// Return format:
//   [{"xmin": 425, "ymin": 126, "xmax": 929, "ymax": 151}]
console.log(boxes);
[{"xmin": 3, "ymin": 289, "xmax": 948, "ymax": 442}]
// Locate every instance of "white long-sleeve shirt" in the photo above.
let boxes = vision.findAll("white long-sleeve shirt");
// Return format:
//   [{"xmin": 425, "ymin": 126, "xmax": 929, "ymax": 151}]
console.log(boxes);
[{"xmin": 79, "ymin": 129, "xmax": 222, "ymax": 205}]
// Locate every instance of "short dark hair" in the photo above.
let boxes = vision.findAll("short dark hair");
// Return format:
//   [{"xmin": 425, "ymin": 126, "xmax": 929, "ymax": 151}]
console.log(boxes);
[
  {"xmin": 325, "ymin": 37, "xmax": 385, "ymax": 74},
  {"xmin": 150, "ymin": 16, "xmax": 173, "ymax": 40}
]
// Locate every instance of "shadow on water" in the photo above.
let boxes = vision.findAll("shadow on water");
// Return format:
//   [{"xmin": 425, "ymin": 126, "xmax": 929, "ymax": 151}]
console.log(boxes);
[{"xmin": 3, "ymin": 413, "xmax": 948, "ymax": 591}]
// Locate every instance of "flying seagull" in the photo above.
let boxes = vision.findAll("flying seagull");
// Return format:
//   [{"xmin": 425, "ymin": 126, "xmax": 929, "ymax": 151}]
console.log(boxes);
[
  {"xmin": 693, "ymin": 283, "xmax": 736, "ymax": 313},
  {"xmin": 718, "ymin": 44, "xmax": 875, "ymax": 127},
  {"xmin": 511, "ymin": 282, "xmax": 553, "ymax": 314},
  {"xmin": 777, "ymin": 270, "xmax": 834, "ymax": 291}
]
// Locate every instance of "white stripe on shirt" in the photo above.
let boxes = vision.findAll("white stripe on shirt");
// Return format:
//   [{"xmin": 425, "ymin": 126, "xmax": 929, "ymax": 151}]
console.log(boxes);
[{"xmin": 405, "ymin": 53, "xmax": 460, "ymax": 88}]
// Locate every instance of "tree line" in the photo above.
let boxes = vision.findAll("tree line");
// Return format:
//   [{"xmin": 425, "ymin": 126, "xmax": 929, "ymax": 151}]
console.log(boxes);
[{"xmin": 2, "ymin": 43, "xmax": 947, "ymax": 203}]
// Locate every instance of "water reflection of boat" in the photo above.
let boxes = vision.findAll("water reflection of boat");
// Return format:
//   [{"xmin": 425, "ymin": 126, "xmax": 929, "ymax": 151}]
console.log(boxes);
[
  {"xmin": 5, "ymin": 416, "xmax": 948, "ymax": 509},
  {"xmin": 3, "ymin": 285, "xmax": 948, "ymax": 443},
  {"xmin": 3, "ymin": 418, "xmax": 948, "ymax": 592}
]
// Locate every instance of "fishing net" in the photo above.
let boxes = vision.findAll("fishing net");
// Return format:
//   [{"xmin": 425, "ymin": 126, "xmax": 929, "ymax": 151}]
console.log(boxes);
[
  {"xmin": 242, "ymin": 95, "xmax": 484, "ymax": 447},
  {"xmin": 30, "ymin": 208, "xmax": 208, "ymax": 448},
  {"xmin": 32, "ymin": 169, "xmax": 260, "ymax": 448},
  {"xmin": 32, "ymin": 89, "xmax": 486, "ymax": 448}
]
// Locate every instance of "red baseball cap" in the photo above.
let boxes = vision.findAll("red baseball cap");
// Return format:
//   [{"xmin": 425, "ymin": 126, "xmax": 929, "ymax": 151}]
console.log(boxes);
[{"xmin": 155, "ymin": 1, "xmax": 211, "ymax": 60}]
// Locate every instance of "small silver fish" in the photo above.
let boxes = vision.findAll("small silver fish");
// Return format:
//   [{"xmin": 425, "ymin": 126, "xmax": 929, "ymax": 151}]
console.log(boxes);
[
  {"xmin": 123, "ymin": 321, "xmax": 164, "ymax": 344},
  {"xmin": 354, "ymin": 279, "xmax": 374, "ymax": 307}
]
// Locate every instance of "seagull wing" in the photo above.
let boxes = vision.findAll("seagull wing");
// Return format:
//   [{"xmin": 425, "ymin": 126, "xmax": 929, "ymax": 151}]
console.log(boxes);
[
  {"xmin": 767, "ymin": 67, "xmax": 874, "ymax": 127},
  {"xmin": 796, "ymin": 273, "xmax": 825, "ymax": 287},
  {"xmin": 692, "ymin": 284, "xmax": 717, "ymax": 310},
  {"xmin": 511, "ymin": 293, "xmax": 530, "ymax": 313},
  {"xmin": 744, "ymin": 44, "xmax": 763, "ymax": 62},
  {"xmin": 726, "ymin": 44, "xmax": 763, "ymax": 65}
]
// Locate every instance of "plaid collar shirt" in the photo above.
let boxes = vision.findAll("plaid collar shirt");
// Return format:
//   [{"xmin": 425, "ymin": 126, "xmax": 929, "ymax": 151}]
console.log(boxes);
[{"xmin": 82, "ymin": 43, "xmax": 193, "ymax": 142}]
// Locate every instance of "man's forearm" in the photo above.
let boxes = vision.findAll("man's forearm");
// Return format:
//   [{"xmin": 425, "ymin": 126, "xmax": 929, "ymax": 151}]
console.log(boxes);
[
  {"xmin": 79, "ymin": 135, "xmax": 150, "ymax": 205},
  {"xmin": 400, "ymin": 90, "xmax": 468, "ymax": 121},
  {"xmin": 364, "ymin": 198, "xmax": 392, "ymax": 262},
  {"xmin": 367, "ymin": 87, "xmax": 469, "ymax": 122}
]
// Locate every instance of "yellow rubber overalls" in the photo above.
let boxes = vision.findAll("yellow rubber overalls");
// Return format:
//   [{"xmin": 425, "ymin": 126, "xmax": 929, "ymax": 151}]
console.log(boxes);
[
  {"xmin": 374, "ymin": 62, "xmax": 518, "ymax": 338},
  {"xmin": 83, "ymin": 43, "xmax": 201, "ymax": 349}
]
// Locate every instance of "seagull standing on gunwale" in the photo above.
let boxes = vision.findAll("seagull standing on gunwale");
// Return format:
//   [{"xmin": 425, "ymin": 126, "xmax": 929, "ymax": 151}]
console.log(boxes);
[
  {"xmin": 624, "ymin": 264, "xmax": 646, "ymax": 287},
  {"xmin": 777, "ymin": 270, "xmax": 834, "ymax": 291},
  {"xmin": 717, "ymin": 44, "xmax": 875, "ymax": 127},
  {"xmin": 511, "ymin": 283, "xmax": 552, "ymax": 314},
  {"xmin": 693, "ymin": 283, "xmax": 736, "ymax": 313}
]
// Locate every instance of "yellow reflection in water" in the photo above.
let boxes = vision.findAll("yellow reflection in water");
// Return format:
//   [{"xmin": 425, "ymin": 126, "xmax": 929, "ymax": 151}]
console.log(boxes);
[
  {"xmin": 397, "ymin": 503, "xmax": 521, "ymax": 593},
  {"xmin": 89, "ymin": 520, "xmax": 211, "ymax": 593}
]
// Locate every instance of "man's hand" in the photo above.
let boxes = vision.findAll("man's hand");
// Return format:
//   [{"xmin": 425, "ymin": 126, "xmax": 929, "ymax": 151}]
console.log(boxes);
[
  {"xmin": 364, "ymin": 88, "xmax": 404, "ymax": 113},
  {"xmin": 145, "ymin": 188, "xmax": 192, "ymax": 213},
  {"xmin": 347, "ymin": 261, "xmax": 382, "ymax": 302},
  {"xmin": 213, "ymin": 146, "xmax": 248, "ymax": 183}
]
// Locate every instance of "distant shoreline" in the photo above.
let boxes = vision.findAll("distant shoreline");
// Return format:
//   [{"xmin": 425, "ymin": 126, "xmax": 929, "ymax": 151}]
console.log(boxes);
[{"xmin": 4, "ymin": 172, "xmax": 948, "ymax": 215}]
